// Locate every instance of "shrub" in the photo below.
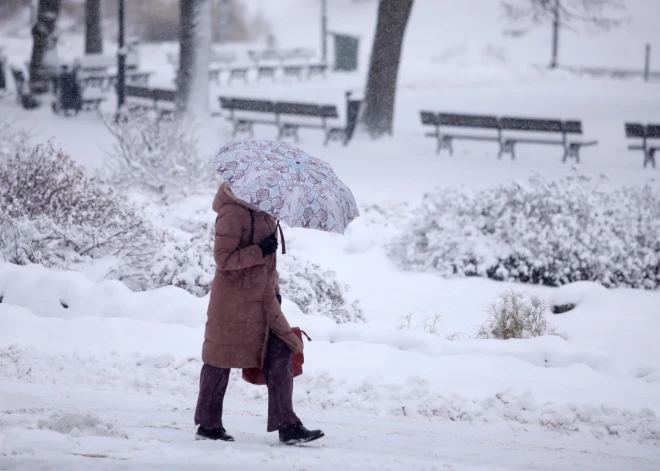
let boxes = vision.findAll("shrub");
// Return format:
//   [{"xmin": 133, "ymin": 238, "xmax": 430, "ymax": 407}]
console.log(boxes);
[
  {"xmin": 103, "ymin": 111, "xmax": 215, "ymax": 200},
  {"xmin": 0, "ymin": 128, "xmax": 155, "ymax": 289},
  {"xmin": 476, "ymin": 291, "xmax": 562, "ymax": 340},
  {"xmin": 148, "ymin": 218, "xmax": 364, "ymax": 323},
  {"xmin": 389, "ymin": 174, "xmax": 660, "ymax": 289}
]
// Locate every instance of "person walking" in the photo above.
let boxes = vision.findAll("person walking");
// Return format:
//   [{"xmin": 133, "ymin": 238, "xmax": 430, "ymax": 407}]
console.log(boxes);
[{"xmin": 194, "ymin": 182, "xmax": 324, "ymax": 445}]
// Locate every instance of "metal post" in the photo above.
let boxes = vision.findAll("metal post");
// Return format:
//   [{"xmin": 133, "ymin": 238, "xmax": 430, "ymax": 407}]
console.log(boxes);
[
  {"xmin": 644, "ymin": 44, "xmax": 651, "ymax": 82},
  {"xmin": 116, "ymin": 0, "xmax": 126, "ymax": 113},
  {"xmin": 321, "ymin": 0, "xmax": 328, "ymax": 64}
]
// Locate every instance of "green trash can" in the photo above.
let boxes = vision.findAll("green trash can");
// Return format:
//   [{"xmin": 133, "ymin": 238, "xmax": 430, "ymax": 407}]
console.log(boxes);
[{"xmin": 333, "ymin": 34, "xmax": 359, "ymax": 72}]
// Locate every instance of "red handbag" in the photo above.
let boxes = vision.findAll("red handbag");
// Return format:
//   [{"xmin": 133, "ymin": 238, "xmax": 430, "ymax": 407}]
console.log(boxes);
[{"xmin": 242, "ymin": 327, "xmax": 311, "ymax": 385}]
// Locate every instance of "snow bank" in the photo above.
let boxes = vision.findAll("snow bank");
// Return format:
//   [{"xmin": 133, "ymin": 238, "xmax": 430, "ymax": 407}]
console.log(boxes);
[
  {"xmin": 38, "ymin": 413, "xmax": 127, "ymax": 439},
  {"xmin": 0, "ymin": 263, "xmax": 207, "ymax": 327}
]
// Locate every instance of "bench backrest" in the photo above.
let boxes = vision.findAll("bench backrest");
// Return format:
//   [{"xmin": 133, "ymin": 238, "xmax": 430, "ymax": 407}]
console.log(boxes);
[
  {"xmin": 279, "ymin": 48, "xmax": 315, "ymax": 62},
  {"xmin": 249, "ymin": 49, "xmax": 280, "ymax": 63},
  {"xmin": 220, "ymin": 96, "xmax": 275, "ymax": 113},
  {"xmin": 627, "ymin": 123, "xmax": 660, "ymax": 139},
  {"xmin": 499, "ymin": 117, "xmax": 564, "ymax": 133},
  {"xmin": 126, "ymin": 85, "xmax": 175, "ymax": 102},
  {"xmin": 438, "ymin": 113, "xmax": 499, "ymax": 129},
  {"xmin": 78, "ymin": 54, "xmax": 114, "ymax": 73},
  {"xmin": 561, "ymin": 121, "xmax": 582, "ymax": 134},
  {"xmin": 275, "ymin": 102, "xmax": 338, "ymax": 118},
  {"xmin": 210, "ymin": 50, "xmax": 236, "ymax": 64},
  {"xmin": 625, "ymin": 123, "xmax": 645, "ymax": 138},
  {"xmin": 420, "ymin": 111, "xmax": 439, "ymax": 126}
]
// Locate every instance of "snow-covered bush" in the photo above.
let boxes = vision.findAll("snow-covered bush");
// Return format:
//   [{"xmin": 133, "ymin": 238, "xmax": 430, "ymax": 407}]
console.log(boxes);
[
  {"xmin": 476, "ymin": 291, "xmax": 561, "ymax": 340},
  {"xmin": 103, "ymin": 110, "xmax": 215, "ymax": 200},
  {"xmin": 149, "ymin": 223, "xmax": 216, "ymax": 297},
  {"xmin": 149, "ymin": 218, "xmax": 363, "ymax": 323},
  {"xmin": 278, "ymin": 255, "xmax": 364, "ymax": 324},
  {"xmin": 0, "ymin": 134, "xmax": 155, "ymax": 289},
  {"xmin": 390, "ymin": 174, "xmax": 660, "ymax": 289}
]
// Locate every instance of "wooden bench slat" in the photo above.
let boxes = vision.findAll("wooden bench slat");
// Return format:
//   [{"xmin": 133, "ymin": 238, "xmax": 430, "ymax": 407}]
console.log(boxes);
[
  {"xmin": 420, "ymin": 111, "xmax": 438, "ymax": 126},
  {"xmin": 647, "ymin": 125, "xmax": 660, "ymax": 139},
  {"xmin": 625, "ymin": 123, "xmax": 645, "ymax": 138},
  {"xmin": 562, "ymin": 120, "xmax": 583, "ymax": 134},
  {"xmin": 438, "ymin": 113, "xmax": 499, "ymax": 129},
  {"xmin": 500, "ymin": 117, "xmax": 563, "ymax": 132}
]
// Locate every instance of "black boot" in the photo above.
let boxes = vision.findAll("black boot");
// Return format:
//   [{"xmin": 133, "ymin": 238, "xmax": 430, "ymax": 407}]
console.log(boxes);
[
  {"xmin": 278, "ymin": 422, "xmax": 324, "ymax": 445},
  {"xmin": 195, "ymin": 425, "xmax": 235, "ymax": 442}
]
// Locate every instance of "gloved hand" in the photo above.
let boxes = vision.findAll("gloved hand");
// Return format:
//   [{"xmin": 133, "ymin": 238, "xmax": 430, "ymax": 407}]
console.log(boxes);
[
  {"xmin": 259, "ymin": 233, "xmax": 278, "ymax": 257},
  {"xmin": 276, "ymin": 294, "xmax": 282, "ymax": 305}
]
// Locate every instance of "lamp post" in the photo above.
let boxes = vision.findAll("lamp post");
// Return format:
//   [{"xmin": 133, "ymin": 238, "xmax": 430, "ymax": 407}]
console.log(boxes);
[
  {"xmin": 116, "ymin": 0, "xmax": 126, "ymax": 112},
  {"xmin": 321, "ymin": 0, "xmax": 327, "ymax": 64}
]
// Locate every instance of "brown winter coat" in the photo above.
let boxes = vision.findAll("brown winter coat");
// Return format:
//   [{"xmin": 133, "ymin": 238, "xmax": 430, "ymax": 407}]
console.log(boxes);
[{"xmin": 202, "ymin": 183, "xmax": 303, "ymax": 369}]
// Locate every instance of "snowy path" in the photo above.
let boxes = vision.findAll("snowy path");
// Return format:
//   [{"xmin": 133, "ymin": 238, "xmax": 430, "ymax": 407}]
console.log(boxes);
[{"xmin": 2, "ymin": 383, "xmax": 659, "ymax": 471}]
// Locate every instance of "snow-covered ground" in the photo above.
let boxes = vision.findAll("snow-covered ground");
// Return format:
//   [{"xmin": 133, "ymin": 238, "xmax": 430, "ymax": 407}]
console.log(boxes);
[{"xmin": 2, "ymin": 0, "xmax": 660, "ymax": 469}]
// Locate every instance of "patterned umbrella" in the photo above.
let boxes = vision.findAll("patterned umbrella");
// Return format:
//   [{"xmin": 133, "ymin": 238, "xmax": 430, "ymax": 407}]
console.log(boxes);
[{"xmin": 213, "ymin": 139, "xmax": 359, "ymax": 234}]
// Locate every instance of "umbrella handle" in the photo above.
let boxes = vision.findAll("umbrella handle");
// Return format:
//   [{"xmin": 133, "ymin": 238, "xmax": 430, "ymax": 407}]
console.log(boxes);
[{"xmin": 276, "ymin": 220, "xmax": 286, "ymax": 255}]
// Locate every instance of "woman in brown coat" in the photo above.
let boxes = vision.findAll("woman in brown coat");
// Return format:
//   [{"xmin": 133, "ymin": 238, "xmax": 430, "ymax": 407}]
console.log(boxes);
[{"xmin": 194, "ymin": 182, "xmax": 324, "ymax": 445}]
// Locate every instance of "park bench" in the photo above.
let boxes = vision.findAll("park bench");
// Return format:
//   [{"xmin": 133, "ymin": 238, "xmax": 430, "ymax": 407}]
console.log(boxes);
[
  {"xmin": 307, "ymin": 63, "xmax": 328, "ymax": 79},
  {"xmin": 625, "ymin": 123, "xmax": 659, "ymax": 168},
  {"xmin": 219, "ymin": 97, "xmax": 277, "ymax": 137},
  {"xmin": 227, "ymin": 67, "xmax": 249, "ymax": 84},
  {"xmin": 219, "ymin": 92, "xmax": 361, "ymax": 146},
  {"xmin": 421, "ymin": 111, "xmax": 597, "ymax": 162},
  {"xmin": 125, "ymin": 85, "xmax": 175, "ymax": 116},
  {"xmin": 80, "ymin": 70, "xmax": 152, "ymax": 91},
  {"xmin": 249, "ymin": 50, "xmax": 280, "ymax": 81}
]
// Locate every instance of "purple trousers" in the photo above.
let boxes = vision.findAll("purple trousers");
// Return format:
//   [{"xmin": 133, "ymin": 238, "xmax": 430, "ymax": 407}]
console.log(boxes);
[{"xmin": 194, "ymin": 332, "xmax": 300, "ymax": 432}]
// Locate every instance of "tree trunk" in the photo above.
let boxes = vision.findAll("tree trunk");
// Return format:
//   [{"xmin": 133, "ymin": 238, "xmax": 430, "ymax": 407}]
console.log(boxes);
[
  {"xmin": 85, "ymin": 0, "xmax": 103, "ymax": 54},
  {"xmin": 176, "ymin": 0, "xmax": 211, "ymax": 116},
  {"xmin": 29, "ymin": 0, "xmax": 61, "ymax": 94},
  {"xmin": 360, "ymin": 0, "xmax": 414, "ymax": 138},
  {"xmin": 550, "ymin": 0, "xmax": 560, "ymax": 68}
]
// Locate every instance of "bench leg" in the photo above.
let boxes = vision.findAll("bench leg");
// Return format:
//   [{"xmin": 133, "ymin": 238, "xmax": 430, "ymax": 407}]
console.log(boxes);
[
  {"xmin": 443, "ymin": 136, "xmax": 453, "ymax": 156},
  {"xmin": 644, "ymin": 149, "xmax": 656, "ymax": 169},
  {"xmin": 563, "ymin": 145, "xmax": 580, "ymax": 164},
  {"xmin": 499, "ymin": 140, "xmax": 515, "ymax": 160}
]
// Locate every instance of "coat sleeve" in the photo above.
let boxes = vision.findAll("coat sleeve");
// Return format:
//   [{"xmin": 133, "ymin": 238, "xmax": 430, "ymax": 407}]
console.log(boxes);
[{"xmin": 214, "ymin": 206, "xmax": 265, "ymax": 271}]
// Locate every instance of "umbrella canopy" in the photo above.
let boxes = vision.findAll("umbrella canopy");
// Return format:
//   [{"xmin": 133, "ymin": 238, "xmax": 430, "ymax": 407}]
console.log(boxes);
[{"xmin": 213, "ymin": 139, "xmax": 359, "ymax": 234}]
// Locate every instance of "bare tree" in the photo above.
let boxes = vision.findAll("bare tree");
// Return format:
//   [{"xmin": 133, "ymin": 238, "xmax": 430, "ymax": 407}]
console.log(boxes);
[
  {"xmin": 176, "ymin": 0, "xmax": 211, "ymax": 116},
  {"xmin": 502, "ymin": 0, "xmax": 626, "ymax": 68},
  {"xmin": 85, "ymin": 0, "xmax": 103, "ymax": 54},
  {"xmin": 360, "ymin": 0, "xmax": 414, "ymax": 138},
  {"xmin": 29, "ymin": 0, "xmax": 61, "ymax": 94}
]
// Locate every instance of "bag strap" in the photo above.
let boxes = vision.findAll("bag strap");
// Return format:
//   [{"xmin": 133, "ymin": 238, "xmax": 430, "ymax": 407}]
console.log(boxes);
[{"xmin": 249, "ymin": 209, "xmax": 255, "ymax": 245}]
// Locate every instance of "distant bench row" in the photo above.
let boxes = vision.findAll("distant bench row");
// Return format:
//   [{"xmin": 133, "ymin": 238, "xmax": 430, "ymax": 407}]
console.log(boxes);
[
  {"xmin": 421, "ymin": 111, "xmax": 659, "ymax": 168},
  {"xmin": 124, "ymin": 86, "xmax": 361, "ymax": 146}
]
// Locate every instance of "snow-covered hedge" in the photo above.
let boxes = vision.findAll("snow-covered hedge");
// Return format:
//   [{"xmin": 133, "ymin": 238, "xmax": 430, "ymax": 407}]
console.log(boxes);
[
  {"xmin": 0, "ymin": 127, "xmax": 155, "ymax": 289},
  {"xmin": 390, "ymin": 174, "xmax": 660, "ymax": 289},
  {"xmin": 103, "ymin": 111, "xmax": 216, "ymax": 200}
]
